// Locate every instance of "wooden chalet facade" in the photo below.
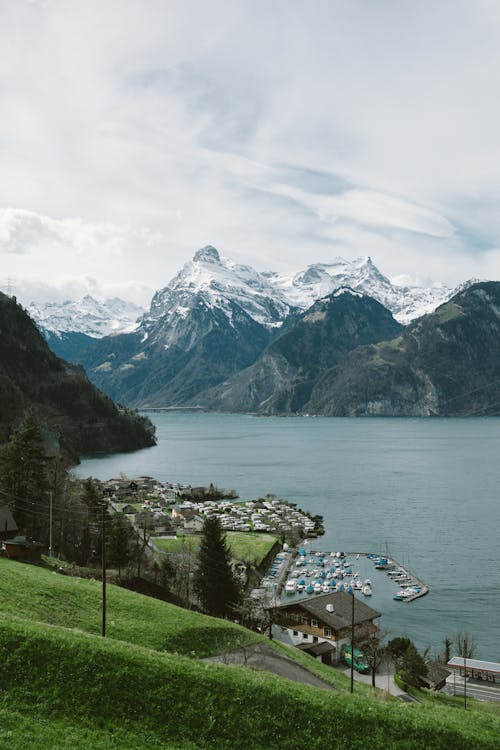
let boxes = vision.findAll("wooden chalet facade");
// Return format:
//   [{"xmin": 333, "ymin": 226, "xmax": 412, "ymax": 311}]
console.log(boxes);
[{"xmin": 273, "ymin": 591, "xmax": 380, "ymax": 664}]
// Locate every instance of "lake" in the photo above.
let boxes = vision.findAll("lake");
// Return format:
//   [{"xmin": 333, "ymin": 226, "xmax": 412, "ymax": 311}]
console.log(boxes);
[{"xmin": 75, "ymin": 413, "xmax": 500, "ymax": 661}]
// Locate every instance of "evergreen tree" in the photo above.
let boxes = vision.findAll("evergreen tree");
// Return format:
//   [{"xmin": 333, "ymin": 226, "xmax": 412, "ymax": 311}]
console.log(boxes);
[
  {"xmin": 193, "ymin": 516, "xmax": 241, "ymax": 617},
  {"xmin": 108, "ymin": 513, "xmax": 134, "ymax": 576},
  {"xmin": 0, "ymin": 416, "xmax": 48, "ymax": 539}
]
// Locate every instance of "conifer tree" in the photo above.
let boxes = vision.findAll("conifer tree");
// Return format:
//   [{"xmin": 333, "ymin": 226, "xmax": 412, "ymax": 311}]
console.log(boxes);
[
  {"xmin": 193, "ymin": 516, "xmax": 241, "ymax": 617},
  {"xmin": 108, "ymin": 513, "xmax": 134, "ymax": 576},
  {"xmin": 0, "ymin": 416, "xmax": 48, "ymax": 539}
]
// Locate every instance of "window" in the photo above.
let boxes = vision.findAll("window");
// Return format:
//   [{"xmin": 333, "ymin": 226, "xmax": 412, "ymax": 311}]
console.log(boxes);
[
  {"xmin": 292, "ymin": 630, "xmax": 298, "ymax": 636},
  {"xmin": 302, "ymin": 632, "xmax": 308, "ymax": 639},
  {"xmin": 324, "ymin": 628, "xmax": 332, "ymax": 637},
  {"xmin": 311, "ymin": 619, "xmax": 318, "ymax": 627},
  {"xmin": 313, "ymin": 636, "xmax": 318, "ymax": 643}
]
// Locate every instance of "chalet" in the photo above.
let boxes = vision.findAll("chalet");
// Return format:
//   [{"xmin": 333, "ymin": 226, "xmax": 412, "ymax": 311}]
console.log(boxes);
[
  {"xmin": 2, "ymin": 535, "xmax": 43, "ymax": 563},
  {"xmin": 0, "ymin": 506, "xmax": 18, "ymax": 541},
  {"xmin": 171, "ymin": 505, "xmax": 197, "ymax": 522},
  {"xmin": 183, "ymin": 514, "xmax": 205, "ymax": 532},
  {"xmin": 272, "ymin": 591, "xmax": 380, "ymax": 664}
]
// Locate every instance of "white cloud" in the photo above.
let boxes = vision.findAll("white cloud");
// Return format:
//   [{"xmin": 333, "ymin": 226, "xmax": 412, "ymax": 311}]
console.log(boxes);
[{"xmin": 1, "ymin": 1, "xmax": 500, "ymax": 297}]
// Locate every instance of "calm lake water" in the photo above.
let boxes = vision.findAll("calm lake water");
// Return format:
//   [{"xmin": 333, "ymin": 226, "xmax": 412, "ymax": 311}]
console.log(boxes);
[{"xmin": 75, "ymin": 413, "xmax": 500, "ymax": 661}]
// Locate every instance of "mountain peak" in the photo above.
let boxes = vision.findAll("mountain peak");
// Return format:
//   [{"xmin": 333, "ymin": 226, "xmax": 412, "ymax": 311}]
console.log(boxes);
[{"xmin": 193, "ymin": 245, "xmax": 221, "ymax": 264}]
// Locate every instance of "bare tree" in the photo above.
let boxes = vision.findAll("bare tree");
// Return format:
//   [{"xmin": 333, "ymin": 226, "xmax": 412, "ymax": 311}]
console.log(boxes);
[{"xmin": 362, "ymin": 629, "xmax": 390, "ymax": 688}]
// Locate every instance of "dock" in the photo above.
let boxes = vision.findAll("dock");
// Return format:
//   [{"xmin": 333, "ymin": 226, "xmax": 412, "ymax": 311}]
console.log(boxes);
[{"xmin": 345, "ymin": 552, "xmax": 429, "ymax": 603}]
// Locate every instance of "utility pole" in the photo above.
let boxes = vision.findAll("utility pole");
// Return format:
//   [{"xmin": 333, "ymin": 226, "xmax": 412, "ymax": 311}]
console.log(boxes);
[
  {"xmin": 463, "ymin": 656, "xmax": 467, "ymax": 710},
  {"xmin": 48, "ymin": 490, "xmax": 53, "ymax": 558},
  {"xmin": 350, "ymin": 592, "xmax": 355, "ymax": 694},
  {"xmin": 101, "ymin": 504, "xmax": 107, "ymax": 638}
]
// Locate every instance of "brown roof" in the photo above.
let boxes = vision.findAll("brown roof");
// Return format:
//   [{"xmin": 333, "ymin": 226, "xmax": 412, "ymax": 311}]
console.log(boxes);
[{"xmin": 275, "ymin": 591, "xmax": 381, "ymax": 630}]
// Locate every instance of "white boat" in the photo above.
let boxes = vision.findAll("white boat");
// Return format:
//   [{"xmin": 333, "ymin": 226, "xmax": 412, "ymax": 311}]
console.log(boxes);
[
  {"xmin": 362, "ymin": 585, "xmax": 372, "ymax": 596},
  {"xmin": 313, "ymin": 582, "xmax": 322, "ymax": 593},
  {"xmin": 363, "ymin": 579, "xmax": 372, "ymax": 586},
  {"xmin": 285, "ymin": 580, "xmax": 297, "ymax": 594},
  {"xmin": 296, "ymin": 583, "xmax": 305, "ymax": 593},
  {"xmin": 322, "ymin": 583, "xmax": 330, "ymax": 593}
]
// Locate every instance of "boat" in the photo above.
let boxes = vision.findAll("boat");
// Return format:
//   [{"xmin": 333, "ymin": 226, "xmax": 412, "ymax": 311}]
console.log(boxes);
[
  {"xmin": 285, "ymin": 580, "xmax": 297, "ymax": 594},
  {"xmin": 362, "ymin": 585, "xmax": 372, "ymax": 596},
  {"xmin": 313, "ymin": 582, "xmax": 322, "ymax": 593},
  {"xmin": 306, "ymin": 583, "xmax": 314, "ymax": 595},
  {"xmin": 393, "ymin": 594, "xmax": 404, "ymax": 601},
  {"xmin": 322, "ymin": 583, "xmax": 330, "ymax": 593},
  {"xmin": 363, "ymin": 579, "xmax": 372, "ymax": 586},
  {"xmin": 296, "ymin": 583, "xmax": 305, "ymax": 593}
]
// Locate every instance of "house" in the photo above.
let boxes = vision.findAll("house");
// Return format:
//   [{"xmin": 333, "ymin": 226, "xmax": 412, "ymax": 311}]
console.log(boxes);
[
  {"xmin": 272, "ymin": 591, "xmax": 381, "ymax": 664},
  {"xmin": 0, "ymin": 506, "xmax": 18, "ymax": 541},
  {"xmin": 420, "ymin": 661, "xmax": 451, "ymax": 691},
  {"xmin": 2, "ymin": 535, "xmax": 43, "ymax": 563},
  {"xmin": 183, "ymin": 514, "xmax": 205, "ymax": 532}
]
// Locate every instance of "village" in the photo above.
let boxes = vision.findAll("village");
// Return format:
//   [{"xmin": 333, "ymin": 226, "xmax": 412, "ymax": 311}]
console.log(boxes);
[{"xmin": 97, "ymin": 475, "xmax": 323, "ymax": 540}]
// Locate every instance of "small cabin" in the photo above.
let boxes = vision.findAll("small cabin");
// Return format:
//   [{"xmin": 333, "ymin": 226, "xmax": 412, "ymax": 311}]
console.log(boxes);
[{"xmin": 2, "ymin": 535, "xmax": 43, "ymax": 563}]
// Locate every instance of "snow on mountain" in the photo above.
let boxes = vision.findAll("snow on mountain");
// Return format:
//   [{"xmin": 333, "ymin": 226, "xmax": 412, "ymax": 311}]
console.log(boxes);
[
  {"xmin": 140, "ymin": 245, "xmax": 293, "ymax": 348},
  {"xmin": 28, "ymin": 295, "xmax": 145, "ymax": 338},
  {"xmin": 265, "ymin": 256, "xmax": 452, "ymax": 324},
  {"xmin": 27, "ymin": 249, "xmax": 456, "ymax": 346}
]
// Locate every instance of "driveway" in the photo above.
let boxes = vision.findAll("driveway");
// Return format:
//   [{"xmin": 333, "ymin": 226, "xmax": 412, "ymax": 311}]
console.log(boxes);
[{"xmin": 205, "ymin": 643, "xmax": 335, "ymax": 691}]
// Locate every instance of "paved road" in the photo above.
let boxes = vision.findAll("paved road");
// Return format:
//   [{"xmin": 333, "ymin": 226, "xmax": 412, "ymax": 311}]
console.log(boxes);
[
  {"xmin": 444, "ymin": 678, "xmax": 500, "ymax": 703},
  {"xmin": 205, "ymin": 643, "xmax": 336, "ymax": 691}
]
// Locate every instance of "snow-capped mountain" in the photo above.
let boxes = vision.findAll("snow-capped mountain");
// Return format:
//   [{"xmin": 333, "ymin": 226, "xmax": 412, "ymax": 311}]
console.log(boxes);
[
  {"xmin": 140, "ymin": 245, "xmax": 294, "ymax": 349},
  {"xmin": 265, "ymin": 256, "xmax": 452, "ymax": 324},
  {"xmin": 28, "ymin": 295, "xmax": 145, "ymax": 338}
]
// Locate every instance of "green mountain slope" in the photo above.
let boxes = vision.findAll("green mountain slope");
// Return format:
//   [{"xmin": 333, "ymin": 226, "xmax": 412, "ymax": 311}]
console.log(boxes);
[
  {"xmin": 197, "ymin": 289, "xmax": 402, "ymax": 413},
  {"xmin": 306, "ymin": 281, "xmax": 500, "ymax": 416},
  {"xmin": 0, "ymin": 292, "xmax": 155, "ymax": 455}
]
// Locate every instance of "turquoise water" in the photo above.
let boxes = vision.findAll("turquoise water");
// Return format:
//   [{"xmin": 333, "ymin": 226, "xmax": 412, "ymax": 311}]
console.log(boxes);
[{"xmin": 75, "ymin": 413, "xmax": 500, "ymax": 660}]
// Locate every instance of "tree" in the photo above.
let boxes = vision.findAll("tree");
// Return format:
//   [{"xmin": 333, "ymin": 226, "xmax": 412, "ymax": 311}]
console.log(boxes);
[
  {"xmin": 0, "ymin": 417, "xmax": 48, "ymax": 539},
  {"xmin": 387, "ymin": 636, "xmax": 428, "ymax": 686},
  {"xmin": 193, "ymin": 516, "xmax": 241, "ymax": 617},
  {"xmin": 108, "ymin": 513, "xmax": 134, "ymax": 576},
  {"xmin": 362, "ymin": 630, "xmax": 389, "ymax": 688},
  {"xmin": 454, "ymin": 631, "xmax": 477, "ymax": 660}
]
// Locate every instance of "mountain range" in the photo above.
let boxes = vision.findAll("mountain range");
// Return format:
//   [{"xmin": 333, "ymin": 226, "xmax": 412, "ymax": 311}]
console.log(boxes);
[{"xmin": 21, "ymin": 246, "xmax": 499, "ymax": 417}]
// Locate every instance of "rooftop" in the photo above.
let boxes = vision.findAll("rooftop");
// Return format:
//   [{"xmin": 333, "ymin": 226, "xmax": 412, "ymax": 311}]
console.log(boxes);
[
  {"xmin": 448, "ymin": 657, "xmax": 500, "ymax": 675},
  {"xmin": 275, "ymin": 591, "xmax": 381, "ymax": 630}
]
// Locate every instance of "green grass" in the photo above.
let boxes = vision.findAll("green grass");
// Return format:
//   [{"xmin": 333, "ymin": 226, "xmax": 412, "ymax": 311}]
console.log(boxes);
[
  {"xmin": 0, "ymin": 558, "xmax": 499, "ymax": 749},
  {"xmin": 1, "ymin": 616, "xmax": 500, "ymax": 750},
  {"xmin": 434, "ymin": 301, "xmax": 463, "ymax": 324},
  {"xmin": 0, "ymin": 558, "xmax": 259, "ymax": 658},
  {"xmin": 154, "ymin": 531, "xmax": 278, "ymax": 564}
]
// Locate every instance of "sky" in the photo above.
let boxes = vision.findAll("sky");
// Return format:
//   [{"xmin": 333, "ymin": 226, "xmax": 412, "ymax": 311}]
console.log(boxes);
[{"xmin": 2, "ymin": 0, "xmax": 500, "ymax": 305}]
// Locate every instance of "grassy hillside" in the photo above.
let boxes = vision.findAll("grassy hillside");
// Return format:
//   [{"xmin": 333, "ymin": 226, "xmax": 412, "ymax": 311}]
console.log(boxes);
[
  {"xmin": 0, "ymin": 558, "xmax": 259, "ymax": 658},
  {"xmin": 0, "ymin": 558, "xmax": 499, "ymax": 749},
  {"xmin": 1, "ymin": 616, "xmax": 499, "ymax": 750},
  {"xmin": 154, "ymin": 531, "xmax": 278, "ymax": 564}
]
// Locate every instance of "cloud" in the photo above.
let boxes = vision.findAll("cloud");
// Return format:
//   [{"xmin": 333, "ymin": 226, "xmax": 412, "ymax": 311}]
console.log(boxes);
[
  {"xmin": 0, "ymin": 1, "xmax": 500, "ymax": 296},
  {"xmin": 264, "ymin": 185, "xmax": 455, "ymax": 238}
]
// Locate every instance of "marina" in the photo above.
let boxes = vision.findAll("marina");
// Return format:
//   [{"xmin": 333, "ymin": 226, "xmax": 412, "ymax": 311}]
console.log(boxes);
[{"xmin": 254, "ymin": 545, "xmax": 429, "ymax": 612}]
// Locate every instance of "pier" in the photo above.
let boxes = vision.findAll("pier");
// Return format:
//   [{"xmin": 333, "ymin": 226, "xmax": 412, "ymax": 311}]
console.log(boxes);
[{"xmin": 345, "ymin": 552, "xmax": 429, "ymax": 603}]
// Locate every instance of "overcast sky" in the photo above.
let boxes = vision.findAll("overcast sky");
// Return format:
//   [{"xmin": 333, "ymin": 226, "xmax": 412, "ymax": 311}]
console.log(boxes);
[{"xmin": 2, "ymin": 0, "xmax": 500, "ymax": 304}]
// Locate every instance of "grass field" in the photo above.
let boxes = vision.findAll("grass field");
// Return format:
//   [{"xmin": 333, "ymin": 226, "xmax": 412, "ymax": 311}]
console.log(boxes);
[
  {"xmin": 0, "ymin": 557, "xmax": 259, "ymax": 658},
  {"xmin": 0, "ymin": 557, "xmax": 499, "ymax": 749},
  {"xmin": 154, "ymin": 531, "xmax": 278, "ymax": 564}
]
